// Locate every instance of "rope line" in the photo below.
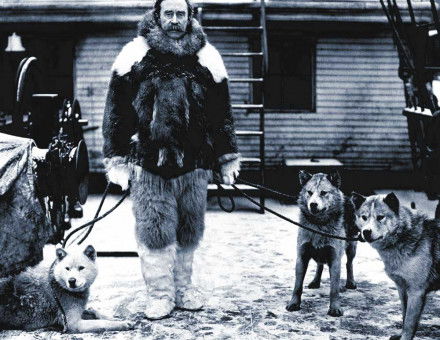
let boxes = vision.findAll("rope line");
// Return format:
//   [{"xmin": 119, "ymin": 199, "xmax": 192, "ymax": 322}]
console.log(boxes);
[
  {"xmin": 76, "ymin": 182, "xmax": 111, "ymax": 245},
  {"xmin": 215, "ymin": 183, "xmax": 236, "ymax": 212},
  {"xmin": 229, "ymin": 182, "xmax": 360, "ymax": 242},
  {"xmin": 236, "ymin": 178, "xmax": 297, "ymax": 201},
  {"xmin": 62, "ymin": 185, "xmax": 128, "ymax": 248}
]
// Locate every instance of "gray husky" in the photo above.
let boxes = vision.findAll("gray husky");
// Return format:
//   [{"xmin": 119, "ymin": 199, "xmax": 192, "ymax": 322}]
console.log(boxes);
[
  {"xmin": 351, "ymin": 192, "xmax": 440, "ymax": 340},
  {"xmin": 286, "ymin": 171, "xmax": 358, "ymax": 317}
]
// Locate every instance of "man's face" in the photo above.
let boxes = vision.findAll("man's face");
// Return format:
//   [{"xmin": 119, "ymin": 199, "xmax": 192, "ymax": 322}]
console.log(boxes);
[{"xmin": 159, "ymin": 0, "xmax": 189, "ymax": 39}]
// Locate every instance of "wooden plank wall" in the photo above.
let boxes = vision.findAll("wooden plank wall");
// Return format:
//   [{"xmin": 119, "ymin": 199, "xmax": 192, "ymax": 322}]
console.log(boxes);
[
  {"xmin": 228, "ymin": 34, "xmax": 410, "ymax": 171},
  {"xmin": 75, "ymin": 30, "xmax": 133, "ymax": 169},
  {"xmin": 264, "ymin": 35, "xmax": 409, "ymax": 171},
  {"xmin": 314, "ymin": 36, "xmax": 409, "ymax": 170},
  {"xmin": 75, "ymin": 29, "xmax": 410, "ymax": 172}
]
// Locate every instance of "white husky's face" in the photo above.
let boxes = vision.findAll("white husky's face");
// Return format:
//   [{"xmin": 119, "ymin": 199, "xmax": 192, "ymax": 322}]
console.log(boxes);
[
  {"xmin": 298, "ymin": 171, "xmax": 343, "ymax": 216},
  {"xmin": 53, "ymin": 245, "xmax": 98, "ymax": 292},
  {"xmin": 351, "ymin": 193, "xmax": 400, "ymax": 245}
]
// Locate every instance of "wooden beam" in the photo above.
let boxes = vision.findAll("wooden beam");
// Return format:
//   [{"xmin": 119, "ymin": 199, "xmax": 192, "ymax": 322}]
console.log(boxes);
[{"xmin": 0, "ymin": 1, "xmax": 434, "ymax": 24}]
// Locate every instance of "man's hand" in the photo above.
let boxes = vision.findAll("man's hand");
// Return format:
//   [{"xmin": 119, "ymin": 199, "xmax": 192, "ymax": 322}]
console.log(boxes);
[
  {"xmin": 220, "ymin": 158, "xmax": 240, "ymax": 185},
  {"xmin": 107, "ymin": 164, "xmax": 130, "ymax": 191}
]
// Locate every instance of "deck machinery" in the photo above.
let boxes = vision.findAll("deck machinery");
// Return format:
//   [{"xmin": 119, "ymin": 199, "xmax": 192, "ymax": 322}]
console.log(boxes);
[
  {"xmin": 381, "ymin": 0, "xmax": 440, "ymax": 216},
  {"xmin": 0, "ymin": 56, "xmax": 90, "ymax": 276}
]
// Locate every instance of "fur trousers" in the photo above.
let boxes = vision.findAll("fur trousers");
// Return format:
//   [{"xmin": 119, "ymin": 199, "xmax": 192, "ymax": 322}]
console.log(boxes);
[
  {"xmin": 130, "ymin": 166, "xmax": 210, "ymax": 318},
  {"xmin": 130, "ymin": 166, "xmax": 210, "ymax": 250}
]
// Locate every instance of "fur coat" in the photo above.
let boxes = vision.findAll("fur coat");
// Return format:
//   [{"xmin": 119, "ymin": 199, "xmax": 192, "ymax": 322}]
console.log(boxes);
[{"xmin": 102, "ymin": 11, "xmax": 239, "ymax": 179}]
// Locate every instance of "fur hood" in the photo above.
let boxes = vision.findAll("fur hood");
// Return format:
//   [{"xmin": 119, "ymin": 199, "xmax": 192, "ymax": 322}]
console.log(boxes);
[{"xmin": 137, "ymin": 10, "xmax": 206, "ymax": 57}]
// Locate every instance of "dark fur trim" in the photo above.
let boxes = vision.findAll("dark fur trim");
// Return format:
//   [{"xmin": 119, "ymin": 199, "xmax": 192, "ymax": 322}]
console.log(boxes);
[
  {"xmin": 137, "ymin": 11, "xmax": 206, "ymax": 57},
  {"xmin": 208, "ymin": 78, "xmax": 238, "ymax": 160},
  {"xmin": 102, "ymin": 72, "xmax": 138, "ymax": 159}
]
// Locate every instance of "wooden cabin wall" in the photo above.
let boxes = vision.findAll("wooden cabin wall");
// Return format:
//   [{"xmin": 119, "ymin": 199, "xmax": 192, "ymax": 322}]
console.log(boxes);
[
  {"xmin": 75, "ymin": 29, "xmax": 410, "ymax": 172},
  {"xmin": 265, "ymin": 35, "xmax": 410, "ymax": 171},
  {"xmin": 75, "ymin": 30, "xmax": 133, "ymax": 170}
]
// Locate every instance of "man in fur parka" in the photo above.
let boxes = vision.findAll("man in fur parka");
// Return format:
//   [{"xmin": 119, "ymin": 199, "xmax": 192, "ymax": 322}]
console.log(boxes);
[{"xmin": 102, "ymin": 0, "xmax": 240, "ymax": 320}]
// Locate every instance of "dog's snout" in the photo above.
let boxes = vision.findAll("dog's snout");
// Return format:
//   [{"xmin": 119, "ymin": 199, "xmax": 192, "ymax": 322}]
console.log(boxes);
[
  {"xmin": 68, "ymin": 278, "xmax": 76, "ymax": 287},
  {"xmin": 310, "ymin": 202, "xmax": 318, "ymax": 212},
  {"xmin": 362, "ymin": 229, "xmax": 372, "ymax": 242}
]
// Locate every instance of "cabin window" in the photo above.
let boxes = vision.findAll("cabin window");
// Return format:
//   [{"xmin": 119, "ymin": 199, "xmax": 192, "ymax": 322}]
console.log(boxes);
[{"xmin": 264, "ymin": 35, "xmax": 315, "ymax": 112}]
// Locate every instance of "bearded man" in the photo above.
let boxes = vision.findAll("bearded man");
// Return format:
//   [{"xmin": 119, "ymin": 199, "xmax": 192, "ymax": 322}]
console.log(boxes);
[{"xmin": 102, "ymin": 0, "xmax": 240, "ymax": 320}]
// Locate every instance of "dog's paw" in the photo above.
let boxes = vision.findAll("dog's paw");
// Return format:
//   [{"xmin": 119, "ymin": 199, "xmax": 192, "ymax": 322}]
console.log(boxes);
[
  {"xmin": 345, "ymin": 281, "xmax": 357, "ymax": 290},
  {"xmin": 389, "ymin": 335, "xmax": 401, "ymax": 340},
  {"xmin": 308, "ymin": 281, "xmax": 321, "ymax": 289},
  {"xmin": 327, "ymin": 307, "xmax": 343, "ymax": 317},
  {"xmin": 82, "ymin": 308, "xmax": 99, "ymax": 320},
  {"xmin": 286, "ymin": 301, "xmax": 301, "ymax": 312}
]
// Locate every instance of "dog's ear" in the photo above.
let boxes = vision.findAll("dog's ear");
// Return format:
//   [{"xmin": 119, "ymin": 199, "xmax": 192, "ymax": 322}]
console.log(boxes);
[
  {"xmin": 56, "ymin": 248, "xmax": 67, "ymax": 261},
  {"xmin": 384, "ymin": 192, "xmax": 399, "ymax": 215},
  {"xmin": 84, "ymin": 245, "xmax": 97, "ymax": 261},
  {"xmin": 299, "ymin": 170, "xmax": 312, "ymax": 187},
  {"xmin": 327, "ymin": 171, "xmax": 341, "ymax": 188},
  {"xmin": 350, "ymin": 192, "xmax": 366, "ymax": 210}
]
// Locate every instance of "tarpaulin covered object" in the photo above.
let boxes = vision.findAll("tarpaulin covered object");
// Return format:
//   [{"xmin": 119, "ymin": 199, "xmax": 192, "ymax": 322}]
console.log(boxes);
[{"xmin": 0, "ymin": 133, "xmax": 51, "ymax": 277}]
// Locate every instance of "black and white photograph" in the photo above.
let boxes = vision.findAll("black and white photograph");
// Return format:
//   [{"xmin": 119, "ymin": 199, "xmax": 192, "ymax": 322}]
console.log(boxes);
[{"xmin": 1, "ymin": 0, "xmax": 440, "ymax": 339}]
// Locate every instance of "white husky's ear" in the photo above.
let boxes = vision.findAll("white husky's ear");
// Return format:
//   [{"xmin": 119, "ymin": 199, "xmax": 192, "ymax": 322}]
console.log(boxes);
[
  {"xmin": 327, "ymin": 171, "xmax": 341, "ymax": 188},
  {"xmin": 350, "ymin": 192, "xmax": 366, "ymax": 210},
  {"xmin": 56, "ymin": 248, "xmax": 67, "ymax": 261},
  {"xmin": 299, "ymin": 170, "xmax": 312, "ymax": 187},
  {"xmin": 384, "ymin": 192, "xmax": 399, "ymax": 215},
  {"xmin": 84, "ymin": 245, "xmax": 97, "ymax": 262}
]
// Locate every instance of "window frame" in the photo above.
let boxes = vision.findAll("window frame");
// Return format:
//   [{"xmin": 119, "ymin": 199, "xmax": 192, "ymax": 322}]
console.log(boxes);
[{"xmin": 260, "ymin": 31, "xmax": 317, "ymax": 114}]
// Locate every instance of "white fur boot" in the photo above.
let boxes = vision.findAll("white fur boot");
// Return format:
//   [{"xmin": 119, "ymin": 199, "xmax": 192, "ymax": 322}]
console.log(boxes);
[
  {"xmin": 138, "ymin": 243, "xmax": 176, "ymax": 320},
  {"xmin": 174, "ymin": 247, "xmax": 205, "ymax": 310}
]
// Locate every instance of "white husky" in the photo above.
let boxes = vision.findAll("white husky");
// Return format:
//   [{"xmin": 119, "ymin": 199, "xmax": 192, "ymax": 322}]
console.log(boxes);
[{"xmin": 0, "ymin": 245, "xmax": 133, "ymax": 333}]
